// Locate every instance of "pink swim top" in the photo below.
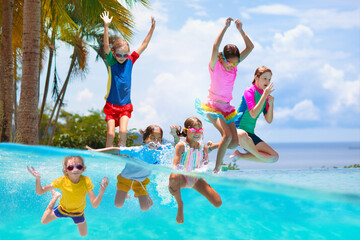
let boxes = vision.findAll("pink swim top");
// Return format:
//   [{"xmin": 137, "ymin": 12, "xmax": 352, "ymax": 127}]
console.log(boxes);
[{"xmin": 208, "ymin": 60, "xmax": 237, "ymax": 103}]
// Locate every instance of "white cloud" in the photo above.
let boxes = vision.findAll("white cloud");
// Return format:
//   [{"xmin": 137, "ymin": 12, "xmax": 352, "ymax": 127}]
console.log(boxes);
[
  {"xmin": 272, "ymin": 24, "xmax": 313, "ymax": 52},
  {"xmin": 244, "ymin": 4, "xmax": 360, "ymax": 30},
  {"xmin": 247, "ymin": 4, "xmax": 298, "ymax": 16},
  {"xmin": 319, "ymin": 64, "xmax": 360, "ymax": 113},
  {"xmin": 76, "ymin": 88, "xmax": 93, "ymax": 102},
  {"xmin": 276, "ymin": 100, "xmax": 320, "ymax": 121}
]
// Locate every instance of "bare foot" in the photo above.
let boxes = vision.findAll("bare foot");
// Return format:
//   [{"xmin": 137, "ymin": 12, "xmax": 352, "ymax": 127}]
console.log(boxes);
[
  {"xmin": 51, "ymin": 190, "xmax": 61, "ymax": 200},
  {"xmin": 229, "ymin": 150, "xmax": 242, "ymax": 160},
  {"xmin": 176, "ymin": 203, "xmax": 184, "ymax": 224}
]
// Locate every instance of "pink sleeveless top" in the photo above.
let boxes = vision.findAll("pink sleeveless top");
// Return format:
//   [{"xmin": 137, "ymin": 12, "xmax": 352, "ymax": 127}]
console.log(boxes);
[{"xmin": 208, "ymin": 60, "xmax": 237, "ymax": 103}]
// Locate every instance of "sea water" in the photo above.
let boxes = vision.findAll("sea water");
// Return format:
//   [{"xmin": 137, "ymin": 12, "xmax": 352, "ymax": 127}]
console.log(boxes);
[{"xmin": 0, "ymin": 142, "xmax": 359, "ymax": 240}]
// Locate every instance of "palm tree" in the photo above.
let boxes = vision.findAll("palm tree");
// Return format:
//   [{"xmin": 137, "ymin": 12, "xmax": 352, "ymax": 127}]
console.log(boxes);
[
  {"xmin": 15, "ymin": 0, "xmax": 41, "ymax": 144},
  {"xmin": 0, "ymin": 0, "xmax": 14, "ymax": 142}
]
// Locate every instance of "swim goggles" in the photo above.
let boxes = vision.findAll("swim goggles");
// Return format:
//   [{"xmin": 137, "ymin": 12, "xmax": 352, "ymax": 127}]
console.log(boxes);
[
  {"xmin": 222, "ymin": 52, "xmax": 240, "ymax": 67},
  {"xmin": 66, "ymin": 165, "xmax": 84, "ymax": 171},
  {"xmin": 115, "ymin": 53, "xmax": 129, "ymax": 58},
  {"xmin": 184, "ymin": 128, "xmax": 204, "ymax": 133}
]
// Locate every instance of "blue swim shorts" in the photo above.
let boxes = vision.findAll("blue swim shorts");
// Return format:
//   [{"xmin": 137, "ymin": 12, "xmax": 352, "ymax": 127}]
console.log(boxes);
[
  {"xmin": 247, "ymin": 132, "xmax": 263, "ymax": 146},
  {"xmin": 53, "ymin": 206, "xmax": 85, "ymax": 224}
]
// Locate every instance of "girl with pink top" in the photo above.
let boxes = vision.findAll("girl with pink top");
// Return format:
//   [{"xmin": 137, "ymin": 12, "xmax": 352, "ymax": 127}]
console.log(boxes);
[{"xmin": 195, "ymin": 17, "xmax": 254, "ymax": 173}]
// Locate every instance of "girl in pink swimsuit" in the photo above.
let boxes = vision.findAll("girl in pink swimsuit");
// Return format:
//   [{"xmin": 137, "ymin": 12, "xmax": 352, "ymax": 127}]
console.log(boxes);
[
  {"xmin": 195, "ymin": 17, "xmax": 254, "ymax": 172},
  {"xmin": 169, "ymin": 117, "xmax": 222, "ymax": 224}
]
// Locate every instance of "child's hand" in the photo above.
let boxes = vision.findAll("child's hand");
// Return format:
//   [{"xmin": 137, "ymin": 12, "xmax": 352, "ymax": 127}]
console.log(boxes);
[
  {"xmin": 100, "ymin": 11, "xmax": 113, "ymax": 27},
  {"xmin": 27, "ymin": 166, "xmax": 41, "ymax": 179},
  {"xmin": 85, "ymin": 145, "xmax": 94, "ymax": 151},
  {"xmin": 99, "ymin": 177, "xmax": 109, "ymax": 193},
  {"xmin": 264, "ymin": 82, "xmax": 275, "ymax": 97},
  {"xmin": 151, "ymin": 16, "xmax": 156, "ymax": 28},
  {"xmin": 170, "ymin": 125, "xmax": 180, "ymax": 136},
  {"xmin": 225, "ymin": 17, "xmax": 233, "ymax": 28},
  {"xmin": 235, "ymin": 19, "xmax": 243, "ymax": 31},
  {"xmin": 267, "ymin": 95, "xmax": 274, "ymax": 105}
]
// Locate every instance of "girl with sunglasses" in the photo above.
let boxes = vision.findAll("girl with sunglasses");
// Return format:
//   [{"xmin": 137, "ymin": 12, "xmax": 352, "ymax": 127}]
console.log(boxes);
[
  {"xmin": 231, "ymin": 66, "xmax": 279, "ymax": 163},
  {"xmin": 87, "ymin": 125, "xmax": 177, "ymax": 212},
  {"xmin": 100, "ymin": 11, "xmax": 156, "ymax": 148},
  {"xmin": 169, "ymin": 117, "xmax": 222, "ymax": 224},
  {"xmin": 195, "ymin": 17, "xmax": 254, "ymax": 173},
  {"xmin": 27, "ymin": 156, "xmax": 109, "ymax": 237}
]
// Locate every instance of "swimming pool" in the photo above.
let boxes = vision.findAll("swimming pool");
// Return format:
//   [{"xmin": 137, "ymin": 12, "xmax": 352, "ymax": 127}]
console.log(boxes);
[{"xmin": 1, "ymin": 143, "xmax": 359, "ymax": 239}]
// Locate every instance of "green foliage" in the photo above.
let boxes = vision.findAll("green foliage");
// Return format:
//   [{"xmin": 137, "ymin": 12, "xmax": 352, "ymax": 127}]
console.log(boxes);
[
  {"xmin": 227, "ymin": 159, "xmax": 240, "ymax": 170},
  {"xmin": 343, "ymin": 164, "xmax": 360, "ymax": 168},
  {"xmin": 48, "ymin": 109, "xmax": 139, "ymax": 149}
]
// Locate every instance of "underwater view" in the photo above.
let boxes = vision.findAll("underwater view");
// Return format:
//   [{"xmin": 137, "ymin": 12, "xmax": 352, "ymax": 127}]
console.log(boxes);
[{"xmin": 0, "ymin": 142, "xmax": 359, "ymax": 239}]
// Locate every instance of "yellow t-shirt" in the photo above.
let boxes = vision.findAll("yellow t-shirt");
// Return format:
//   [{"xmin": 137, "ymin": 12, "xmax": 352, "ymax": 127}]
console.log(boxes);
[{"xmin": 52, "ymin": 175, "xmax": 94, "ymax": 213}]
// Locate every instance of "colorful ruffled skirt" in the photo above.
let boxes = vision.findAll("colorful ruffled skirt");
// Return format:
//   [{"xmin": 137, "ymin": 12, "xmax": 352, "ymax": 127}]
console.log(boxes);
[{"xmin": 195, "ymin": 98, "xmax": 242, "ymax": 124}]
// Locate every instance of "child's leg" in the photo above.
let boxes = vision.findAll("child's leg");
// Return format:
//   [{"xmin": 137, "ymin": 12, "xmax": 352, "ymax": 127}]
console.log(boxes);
[
  {"xmin": 169, "ymin": 174, "xmax": 186, "ymax": 224},
  {"xmin": 106, "ymin": 119, "xmax": 116, "ymax": 147},
  {"xmin": 231, "ymin": 130, "xmax": 278, "ymax": 163},
  {"xmin": 76, "ymin": 221, "xmax": 87, "ymax": 237},
  {"xmin": 41, "ymin": 190, "xmax": 61, "ymax": 224},
  {"xmin": 114, "ymin": 190, "xmax": 129, "ymax": 208},
  {"xmin": 207, "ymin": 116, "xmax": 234, "ymax": 172},
  {"xmin": 138, "ymin": 195, "xmax": 153, "ymax": 211},
  {"xmin": 118, "ymin": 115, "xmax": 129, "ymax": 147},
  {"xmin": 193, "ymin": 179, "xmax": 222, "ymax": 208}
]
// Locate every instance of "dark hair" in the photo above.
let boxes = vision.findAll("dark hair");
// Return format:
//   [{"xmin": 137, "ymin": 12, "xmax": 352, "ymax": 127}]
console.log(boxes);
[
  {"xmin": 252, "ymin": 66, "xmax": 272, "ymax": 84},
  {"xmin": 139, "ymin": 125, "xmax": 163, "ymax": 143},
  {"xmin": 111, "ymin": 38, "xmax": 130, "ymax": 53},
  {"xmin": 223, "ymin": 44, "xmax": 240, "ymax": 59},
  {"xmin": 176, "ymin": 117, "xmax": 202, "ymax": 137}
]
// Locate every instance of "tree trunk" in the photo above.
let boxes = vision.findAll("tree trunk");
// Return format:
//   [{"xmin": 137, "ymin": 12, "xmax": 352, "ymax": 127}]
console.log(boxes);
[
  {"xmin": 39, "ymin": 30, "xmax": 56, "ymax": 128},
  {"xmin": 42, "ymin": 52, "xmax": 76, "ymax": 144},
  {"xmin": 0, "ymin": 0, "xmax": 15, "ymax": 142},
  {"xmin": 15, "ymin": 0, "xmax": 41, "ymax": 144}
]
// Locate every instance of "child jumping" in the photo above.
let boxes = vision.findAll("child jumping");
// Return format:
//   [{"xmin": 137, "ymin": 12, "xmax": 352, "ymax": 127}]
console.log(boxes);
[
  {"xmin": 27, "ymin": 156, "xmax": 109, "ymax": 237},
  {"xmin": 231, "ymin": 66, "xmax": 279, "ymax": 163},
  {"xmin": 87, "ymin": 125, "xmax": 177, "ymax": 211},
  {"xmin": 169, "ymin": 117, "xmax": 222, "ymax": 224},
  {"xmin": 100, "ymin": 11, "xmax": 156, "ymax": 147},
  {"xmin": 195, "ymin": 17, "xmax": 254, "ymax": 173}
]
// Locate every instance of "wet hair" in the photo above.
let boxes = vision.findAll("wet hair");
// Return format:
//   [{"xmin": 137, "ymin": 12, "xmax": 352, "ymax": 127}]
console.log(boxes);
[
  {"xmin": 176, "ymin": 117, "xmax": 203, "ymax": 137},
  {"xmin": 62, "ymin": 156, "xmax": 85, "ymax": 175},
  {"xmin": 252, "ymin": 66, "xmax": 272, "ymax": 85},
  {"xmin": 111, "ymin": 38, "xmax": 130, "ymax": 53},
  {"xmin": 139, "ymin": 125, "xmax": 163, "ymax": 143}
]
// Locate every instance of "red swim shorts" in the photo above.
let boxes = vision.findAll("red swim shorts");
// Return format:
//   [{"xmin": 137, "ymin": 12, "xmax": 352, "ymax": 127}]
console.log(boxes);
[{"xmin": 103, "ymin": 101, "xmax": 133, "ymax": 127}]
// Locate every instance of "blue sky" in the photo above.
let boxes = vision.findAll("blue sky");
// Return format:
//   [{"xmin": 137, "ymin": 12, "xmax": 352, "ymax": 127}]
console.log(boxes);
[{"xmin": 39, "ymin": 0, "xmax": 360, "ymax": 143}]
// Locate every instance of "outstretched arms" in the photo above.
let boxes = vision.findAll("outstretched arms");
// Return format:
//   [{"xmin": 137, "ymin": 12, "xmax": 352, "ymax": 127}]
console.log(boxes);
[
  {"xmin": 136, "ymin": 17, "xmax": 156, "ymax": 56},
  {"xmin": 100, "ymin": 11, "xmax": 113, "ymax": 55},
  {"xmin": 86, "ymin": 145, "xmax": 120, "ymax": 154},
  {"xmin": 235, "ymin": 19, "xmax": 254, "ymax": 62},
  {"xmin": 210, "ymin": 17, "xmax": 233, "ymax": 70},
  {"xmin": 27, "ymin": 166, "xmax": 54, "ymax": 195}
]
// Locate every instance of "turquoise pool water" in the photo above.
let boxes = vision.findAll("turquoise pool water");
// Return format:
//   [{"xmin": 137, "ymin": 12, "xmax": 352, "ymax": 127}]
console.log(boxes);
[{"xmin": 1, "ymin": 143, "xmax": 360, "ymax": 239}]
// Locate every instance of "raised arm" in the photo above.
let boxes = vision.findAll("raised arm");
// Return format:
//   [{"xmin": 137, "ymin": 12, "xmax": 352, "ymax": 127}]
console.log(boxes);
[
  {"xmin": 100, "ymin": 11, "xmax": 113, "ymax": 55},
  {"xmin": 170, "ymin": 125, "xmax": 180, "ymax": 145},
  {"xmin": 210, "ymin": 17, "xmax": 233, "ymax": 70},
  {"xmin": 249, "ymin": 83, "xmax": 275, "ymax": 119},
  {"xmin": 27, "ymin": 166, "xmax": 54, "ymax": 195},
  {"xmin": 88, "ymin": 177, "xmax": 109, "ymax": 208},
  {"xmin": 136, "ymin": 17, "xmax": 156, "ymax": 56},
  {"xmin": 264, "ymin": 95, "xmax": 274, "ymax": 123},
  {"xmin": 235, "ymin": 19, "xmax": 254, "ymax": 62}
]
